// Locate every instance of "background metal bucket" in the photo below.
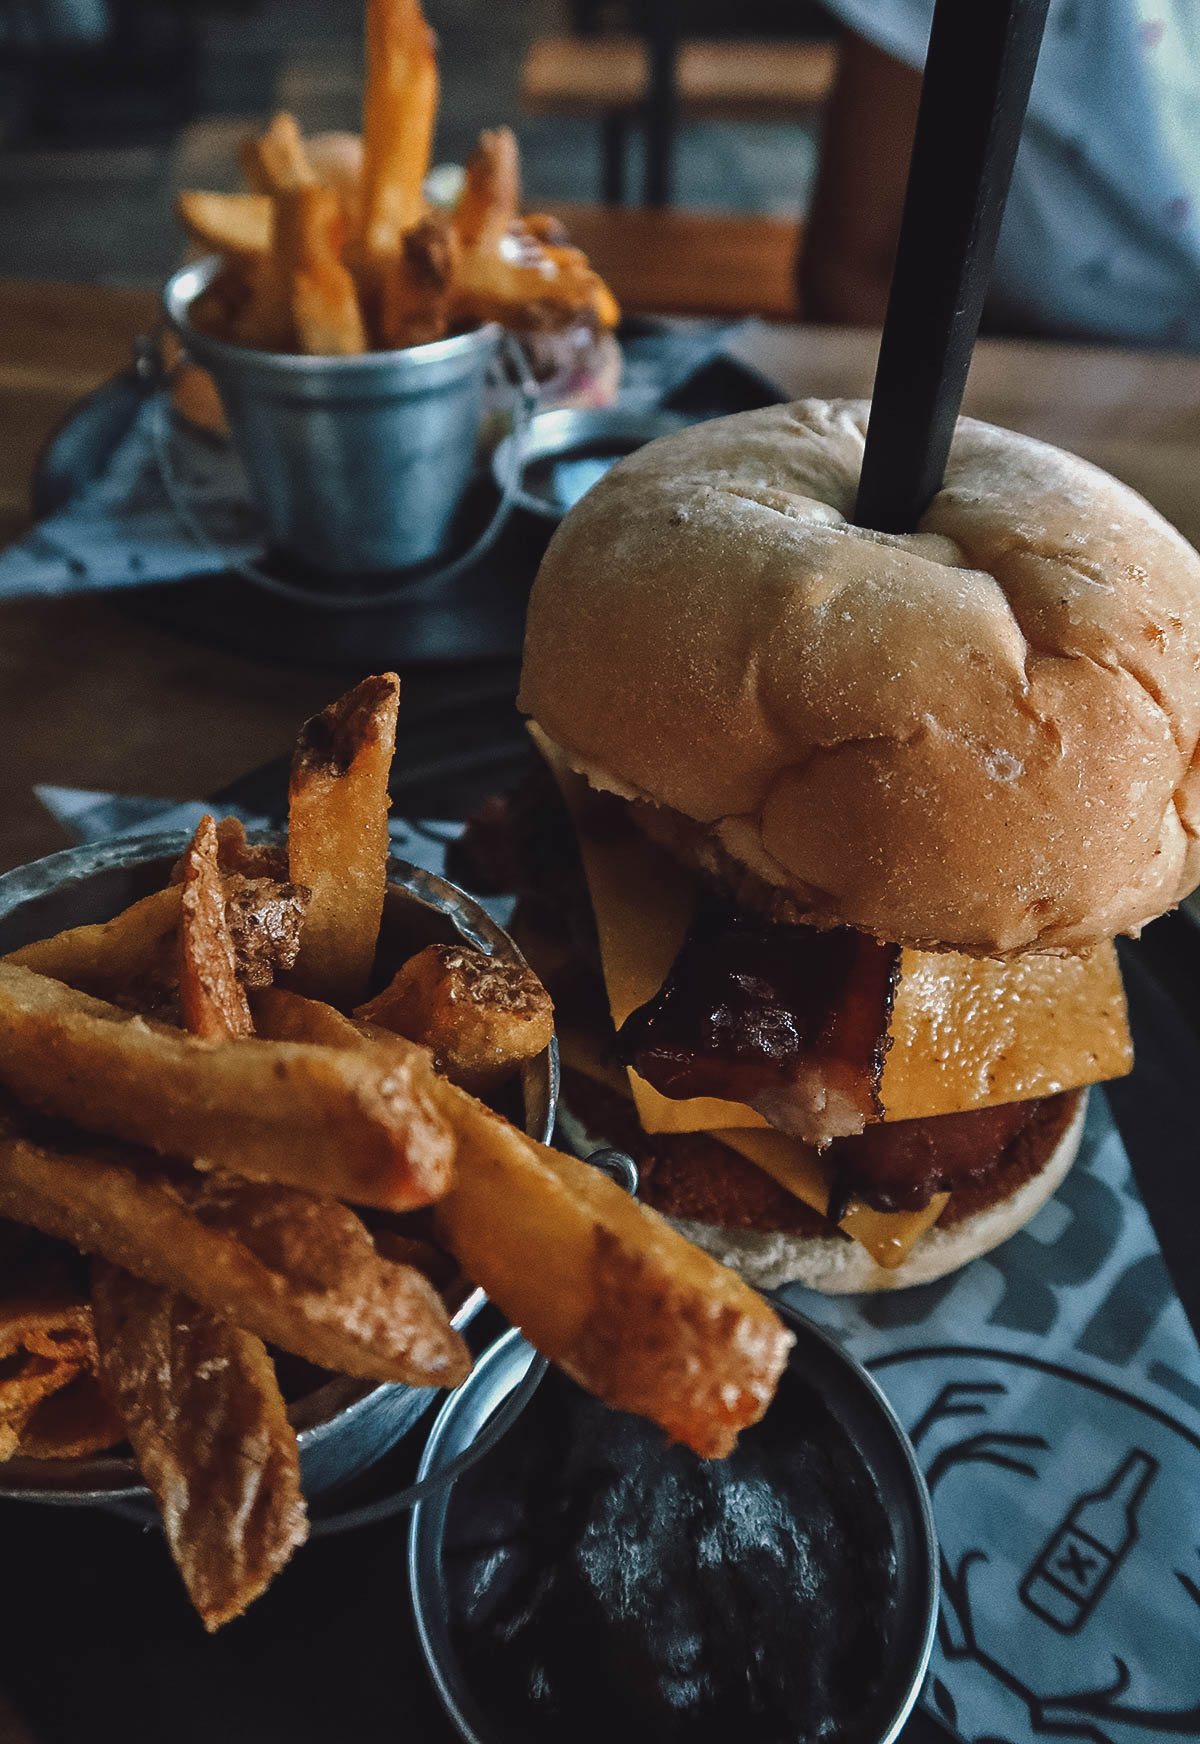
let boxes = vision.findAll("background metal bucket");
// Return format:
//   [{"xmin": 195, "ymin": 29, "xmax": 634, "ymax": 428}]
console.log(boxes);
[
  {"xmin": 0, "ymin": 831, "xmax": 558, "ymax": 1507},
  {"xmin": 164, "ymin": 257, "xmax": 503, "ymax": 575}
]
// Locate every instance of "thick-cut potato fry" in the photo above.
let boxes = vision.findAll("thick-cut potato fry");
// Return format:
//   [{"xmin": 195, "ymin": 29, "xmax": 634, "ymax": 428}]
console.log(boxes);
[
  {"xmin": 431, "ymin": 1089, "xmax": 791, "ymax": 1458},
  {"xmin": 306, "ymin": 130, "xmax": 366, "ymax": 232},
  {"xmin": 281, "ymin": 185, "xmax": 368, "ymax": 356},
  {"xmin": 92, "ymin": 1264, "xmax": 308, "ymax": 1630},
  {"xmin": 176, "ymin": 190, "xmax": 271, "ymax": 259},
  {"xmin": 101, "ymin": 819, "xmax": 305, "ymax": 1630},
  {"xmin": 210, "ymin": 816, "xmax": 289, "ymax": 882},
  {"xmin": 361, "ymin": 0, "xmax": 438, "ymax": 256},
  {"xmin": 179, "ymin": 816, "xmax": 253, "ymax": 1041},
  {"xmin": 5, "ymin": 884, "xmax": 181, "ymax": 990},
  {"xmin": 169, "ymin": 358, "xmax": 230, "ymax": 440},
  {"xmin": 16, "ymin": 1372, "xmax": 124, "ymax": 1460},
  {"xmin": 252, "ymin": 984, "xmax": 380, "ymax": 1048},
  {"xmin": 240, "ymin": 112, "xmax": 316, "ymax": 196},
  {"xmin": 252, "ymin": 991, "xmax": 793, "ymax": 1457},
  {"xmin": 287, "ymin": 673, "xmax": 400, "ymax": 1008},
  {"xmin": 0, "ymin": 1110, "xmax": 468, "ymax": 1385},
  {"xmin": 450, "ymin": 240, "xmax": 618, "ymax": 334},
  {"xmin": 229, "ymin": 118, "xmax": 320, "ymax": 353},
  {"xmin": 377, "ymin": 214, "xmax": 457, "ymax": 349},
  {"xmin": 0, "ymin": 962, "xmax": 452, "ymax": 1210},
  {"xmin": 229, "ymin": 252, "xmax": 295, "ymax": 353},
  {"xmin": 185, "ymin": 261, "xmax": 257, "ymax": 347},
  {"xmin": 0, "ymin": 1296, "xmax": 96, "ymax": 1461},
  {"xmin": 453, "ymin": 126, "xmax": 520, "ymax": 254},
  {"xmin": 355, "ymin": 943, "xmax": 553, "ymax": 1092}
]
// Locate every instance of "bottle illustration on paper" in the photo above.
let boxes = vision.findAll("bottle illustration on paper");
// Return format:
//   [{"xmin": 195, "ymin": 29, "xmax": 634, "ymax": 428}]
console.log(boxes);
[{"xmin": 1019, "ymin": 1448, "xmax": 1158, "ymax": 1634}]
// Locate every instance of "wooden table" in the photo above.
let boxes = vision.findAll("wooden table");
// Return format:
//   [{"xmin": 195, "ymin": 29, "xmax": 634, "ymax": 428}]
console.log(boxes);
[{"xmin": 5, "ymin": 278, "xmax": 1200, "ymax": 878}]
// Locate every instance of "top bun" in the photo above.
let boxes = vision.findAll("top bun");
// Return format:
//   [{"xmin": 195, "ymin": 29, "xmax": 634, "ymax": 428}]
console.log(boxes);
[{"xmin": 519, "ymin": 400, "xmax": 1200, "ymax": 954}]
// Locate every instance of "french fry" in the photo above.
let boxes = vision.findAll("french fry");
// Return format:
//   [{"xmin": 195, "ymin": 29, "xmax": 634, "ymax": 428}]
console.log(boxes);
[
  {"xmin": 377, "ymin": 213, "xmax": 457, "ymax": 349},
  {"xmin": 0, "ymin": 1110, "xmax": 468, "ymax": 1385},
  {"xmin": 239, "ymin": 112, "xmax": 316, "ymax": 196},
  {"xmin": 0, "ymin": 1296, "xmax": 96, "ymax": 1461},
  {"xmin": 176, "ymin": 190, "xmax": 271, "ymax": 260},
  {"xmin": 169, "ymin": 358, "xmax": 230, "ymax": 440},
  {"xmin": 5, "ymin": 885, "xmax": 182, "ymax": 990},
  {"xmin": 286, "ymin": 673, "xmax": 400, "ymax": 1008},
  {"xmin": 16, "ymin": 1372, "xmax": 124, "ymax": 1461},
  {"xmin": 184, "ymin": 261, "xmax": 257, "ymax": 347},
  {"xmin": 95, "ymin": 819, "xmax": 309, "ymax": 1629},
  {"xmin": 252, "ymin": 991, "xmax": 793, "ymax": 1457},
  {"xmin": 0, "ymin": 962, "xmax": 453, "ymax": 1211},
  {"xmin": 229, "ymin": 116, "xmax": 321, "ymax": 353},
  {"xmin": 283, "ymin": 185, "xmax": 368, "ymax": 356},
  {"xmin": 430, "ymin": 1089, "xmax": 791, "ymax": 1458},
  {"xmin": 209, "ymin": 816, "xmax": 289, "ymax": 881},
  {"xmin": 178, "ymin": 815, "xmax": 253, "ymax": 1041},
  {"xmin": 361, "ymin": 0, "xmax": 438, "ymax": 257},
  {"xmin": 450, "ymin": 240, "xmax": 619, "ymax": 334},
  {"xmin": 452, "ymin": 127, "xmax": 520, "ymax": 254},
  {"xmin": 92, "ymin": 1264, "xmax": 308, "ymax": 1630},
  {"xmin": 305, "ymin": 130, "xmax": 366, "ymax": 233},
  {"xmin": 355, "ymin": 943, "xmax": 554, "ymax": 1092}
]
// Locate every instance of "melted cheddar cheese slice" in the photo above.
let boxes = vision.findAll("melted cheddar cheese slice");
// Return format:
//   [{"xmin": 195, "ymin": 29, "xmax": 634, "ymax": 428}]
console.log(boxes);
[{"xmin": 534, "ymin": 728, "xmax": 1128, "ymax": 1268}]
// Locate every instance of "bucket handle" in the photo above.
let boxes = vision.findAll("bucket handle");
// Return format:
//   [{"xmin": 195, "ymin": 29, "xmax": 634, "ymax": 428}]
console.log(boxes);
[{"xmin": 144, "ymin": 331, "xmax": 539, "ymax": 613}]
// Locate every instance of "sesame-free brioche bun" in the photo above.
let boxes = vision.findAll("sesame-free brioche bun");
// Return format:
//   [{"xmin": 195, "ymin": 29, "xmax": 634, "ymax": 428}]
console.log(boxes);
[{"xmin": 519, "ymin": 400, "xmax": 1200, "ymax": 955}]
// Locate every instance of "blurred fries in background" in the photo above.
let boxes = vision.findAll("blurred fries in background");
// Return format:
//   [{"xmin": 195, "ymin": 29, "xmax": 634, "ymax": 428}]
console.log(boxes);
[{"xmin": 173, "ymin": 0, "xmax": 618, "ymax": 359}]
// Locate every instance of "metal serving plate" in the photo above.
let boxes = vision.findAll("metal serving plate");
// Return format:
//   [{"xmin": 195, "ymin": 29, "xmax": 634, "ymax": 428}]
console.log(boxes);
[
  {"xmin": 0, "ymin": 831, "xmax": 558, "ymax": 1505},
  {"xmin": 408, "ymin": 1301, "xmax": 939, "ymax": 1744}
]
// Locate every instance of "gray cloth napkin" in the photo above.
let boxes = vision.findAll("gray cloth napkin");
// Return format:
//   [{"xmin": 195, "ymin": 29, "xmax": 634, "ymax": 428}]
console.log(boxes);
[{"xmin": 0, "ymin": 399, "xmax": 259, "ymax": 599}]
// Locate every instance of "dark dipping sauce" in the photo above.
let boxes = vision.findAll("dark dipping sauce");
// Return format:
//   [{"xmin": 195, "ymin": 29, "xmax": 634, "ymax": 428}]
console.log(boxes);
[{"xmin": 441, "ymin": 1362, "xmax": 899, "ymax": 1744}]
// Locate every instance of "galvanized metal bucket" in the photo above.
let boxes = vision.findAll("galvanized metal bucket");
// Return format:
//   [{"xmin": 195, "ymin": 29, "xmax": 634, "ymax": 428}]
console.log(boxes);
[
  {"xmin": 0, "ymin": 831, "xmax": 558, "ymax": 1510},
  {"xmin": 162, "ymin": 256, "xmax": 532, "ymax": 587}
]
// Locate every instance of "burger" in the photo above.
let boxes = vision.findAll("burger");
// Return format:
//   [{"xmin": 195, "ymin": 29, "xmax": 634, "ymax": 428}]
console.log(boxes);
[{"xmin": 455, "ymin": 400, "xmax": 1200, "ymax": 1291}]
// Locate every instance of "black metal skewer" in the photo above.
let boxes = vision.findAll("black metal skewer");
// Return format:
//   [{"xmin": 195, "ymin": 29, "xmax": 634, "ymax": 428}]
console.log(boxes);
[{"xmin": 853, "ymin": 0, "xmax": 1051, "ymax": 534}]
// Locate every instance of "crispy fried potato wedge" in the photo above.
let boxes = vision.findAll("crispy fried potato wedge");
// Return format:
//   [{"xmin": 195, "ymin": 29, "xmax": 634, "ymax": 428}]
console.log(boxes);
[
  {"xmin": 253, "ymin": 990, "xmax": 792, "ymax": 1457},
  {"xmin": 453, "ymin": 126, "xmax": 520, "ymax": 254},
  {"xmin": 176, "ymin": 189, "xmax": 271, "ymax": 259},
  {"xmin": 377, "ymin": 213, "xmax": 457, "ymax": 349},
  {"xmin": 287, "ymin": 673, "xmax": 400, "ymax": 1008},
  {"xmin": 0, "ymin": 1110, "xmax": 468, "ymax": 1385},
  {"xmin": 169, "ymin": 358, "xmax": 230, "ymax": 439},
  {"xmin": 209, "ymin": 816, "xmax": 290, "ymax": 881},
  {"xmin": 282, "ymin": 185, "xmax": 368, "ymax": 356},
  {"xmin": 0, "ymin": 962, "xmax": 452, "ymax": 1210},
  {"xmin": 240, "ymin": 112, "xmax": 317, "ymax": 196},
  {"xmin": 0, "ymin": 1295, "xmax": 96, "ymax": 1461},
  {"xmin": 361, "ymin": 0, "xmax": 438, "ymax": 255},
  {"xmin": 92, "ymin": 1264, "xmax": 308, "ymax": 1630},
  {"xmin": 179, "ymin": 815, "xmax": 253, "ymax": 1041},
  {"xmin": 16, "ymin": 1371, "xmax": 124, "ymax": 1460},
  {"xmin": 355, "ymin": 943, "xmax": 553, "ymax": 1093},
  {"xmin": 100, "ymin": 821, "xmax": 305, "ymax": 1629},
  {"xmin": 5, "ymin": 885, "xmax": 181, "ymax": 988},
  {"xmin": 430, "ymin": 1090, "xmax": 791, "ymax": 1457}
]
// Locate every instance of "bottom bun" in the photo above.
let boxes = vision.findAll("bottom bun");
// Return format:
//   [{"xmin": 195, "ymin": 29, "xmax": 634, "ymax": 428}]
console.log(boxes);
[{"xmin": 558, "ymin": 1089, "xmax": 1088, "ymax": 1294}]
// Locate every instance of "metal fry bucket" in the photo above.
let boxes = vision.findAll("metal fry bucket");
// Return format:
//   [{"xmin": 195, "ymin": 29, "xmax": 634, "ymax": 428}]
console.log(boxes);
[
  {"xmin": 0, "ymin": 832, "xmax": 558, "ymax": 1509},
  {"xmin": 164, "ymin": 256, "xmax": 506, "ymax": 575}
]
